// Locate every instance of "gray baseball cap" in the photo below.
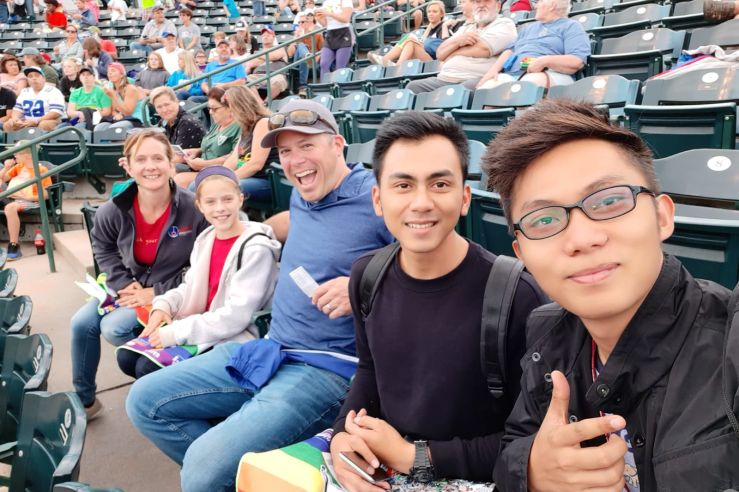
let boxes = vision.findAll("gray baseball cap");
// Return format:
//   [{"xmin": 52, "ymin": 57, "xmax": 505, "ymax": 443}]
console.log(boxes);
[
  {"xmin": 260, "ymin": 99, "xmax": 339, "ymax": 148},
  {"xmin": 20, "ymin": 47, "xmax": 40, "ymax": 56}
]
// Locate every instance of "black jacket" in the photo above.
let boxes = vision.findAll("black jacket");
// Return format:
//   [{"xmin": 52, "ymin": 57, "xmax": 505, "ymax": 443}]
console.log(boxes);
[
  {"xmin": 91, "ymin": 180, "xmax": 209, "ymax": 295},
  {"xmin": 494, "ymin": 255, "xmax": 739, "ymax": 491}
]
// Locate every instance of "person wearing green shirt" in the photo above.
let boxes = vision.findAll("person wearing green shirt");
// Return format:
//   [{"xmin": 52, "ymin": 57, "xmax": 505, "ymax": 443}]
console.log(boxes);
[
  {"xmin": 174, "ymin": 87, "xmax": 241, "ymax": 190},
  {"xmin": 67, "ymin": 66, "xmax": 112, "ymax": 131}
]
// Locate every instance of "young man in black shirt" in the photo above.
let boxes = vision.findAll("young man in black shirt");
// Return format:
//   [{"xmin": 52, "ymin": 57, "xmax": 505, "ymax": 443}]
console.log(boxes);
[
  {"xmin": 329, "ymin": 112, "xmax": 547, "ymax": 490},
  {"xmin": 484, "ymin": 100, "xmax": 739, "ymax": 491}
]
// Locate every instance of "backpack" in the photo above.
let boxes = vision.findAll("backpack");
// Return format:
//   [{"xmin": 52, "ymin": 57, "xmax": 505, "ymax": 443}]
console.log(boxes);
[
  {"xmin": 359, "ymin": 242, "xmax": 524, "ymax": 400},
  {"xmin": 724, "ymin": 282, "xmax": 739, "ymax": 438},
  {"xmin": 235, "ymin": 232, "xmax": 272, "ymax": 270}
]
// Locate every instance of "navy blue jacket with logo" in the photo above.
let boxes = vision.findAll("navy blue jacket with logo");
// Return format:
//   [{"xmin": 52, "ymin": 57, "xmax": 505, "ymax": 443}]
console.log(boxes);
[{"xmin": 91, "ymin": 181, "xmax": 209, "ymax": 295}]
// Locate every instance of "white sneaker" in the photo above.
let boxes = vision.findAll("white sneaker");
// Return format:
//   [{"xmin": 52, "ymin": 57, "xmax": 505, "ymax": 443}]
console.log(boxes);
[
  {"xmin": 367, "ymin": 52, "xmax": 384, "ymax": 66},
  {"xmin": 85, "ymin": 398, "xmax": 104, "ymax": 421}
]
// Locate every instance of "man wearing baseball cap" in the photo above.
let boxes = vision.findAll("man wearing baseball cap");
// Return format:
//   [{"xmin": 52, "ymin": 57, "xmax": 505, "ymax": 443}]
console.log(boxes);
[
  {"xmin": 126, "ymin": 99, "xmax": 394, "ymax": 492},
  {"xmin": 132, "ymin": 5, "xmax": 176, "ymax": 55},
  {"xmin": 3, "ymin": 66, "xmax": 64, "ymax": 132},
  {"xmin": 67, "ymin": 65, "xmax": 113, "ymax": 131},
  {"xmin": 155, "ymin": 31, "xmax": 184, "ymax": 75},
  {"xmin": 201, "ymin": 38, "xmax": 247, "ymax": 95},
  {"xmin": 244, "ymin": 26, "xmax": 290, "ymax": 99}
]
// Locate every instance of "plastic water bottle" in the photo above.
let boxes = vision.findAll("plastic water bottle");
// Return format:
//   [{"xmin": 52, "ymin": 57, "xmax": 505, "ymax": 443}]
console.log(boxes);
[{"xmin": 34, "ymin": 230, "xmax": 45, "ymax": 255}]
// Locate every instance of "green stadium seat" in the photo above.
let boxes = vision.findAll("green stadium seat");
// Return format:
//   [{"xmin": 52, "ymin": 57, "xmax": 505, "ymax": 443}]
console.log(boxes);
[
  {"xmin": 307, "ymin": 68, "xmax": 353, "ymax": 98},
  {"xmin": 468, "ymin": 140, "xmax": 487, "ymax": 182},
  {"xmin": 86, "ymin": 126, "xmax": 128, "ymax": 194},
  {"xmin": 39, "ymin": 130, "xmax": 91, "ymax": 179},
  {"xmin": 571, "ymin": 12, "xmax": 605, "ymax": 30},
  {"xmin": 0, "ymin": 334, "xmax": 52, "ymax": 446},
  {"xmin": 336, "ymin": 64, "xmax": 385, "ymax": 96},
  {"xmin": 570, "ymin": 0, "xmax": 614, "ymax": 15},
  {"xmin": 267, "ymin": 163, "xmax": 293, "ymax": 212},
  {"xmin": 0, "ymin": 391, "xmax": 86, "ymax": 491},
  {"xmin": 332, "ymin": 92, "xmax": 371, "ymax": 143},
  {"xmin": 450, "ymin": 81, "xmax": 544, "ymax": 144},
  {"xmin": 311, "ymin": 94, "xmax": 334, "ymax": 110},
  {"xmin": 413, "ymin": 84, "xmax": 472, "ymax": 115},
  {"xmin": 0, "ymin": 270, "xmax": 16, "ymax": 299},
  {"xmin": 662, "ymin": 0, "xmax": 715, "ymax": 30},
  {"xmin": 654, "ymin": 148, "xmax": 739, "ymax": 287},
  {"xmin": 367, "ymin": 59, "xmax": 424, "ymax": 95},
  {"xmin": 345, "ymin": 139, "xmax": 375, "ymax": 169},
  {"xmin": 5, "ymin": 127, "xmax": 47, "ymax": 145},
  {"xmin": 624, "ymin": 66, "xmax": 739, "ymax": 158},
  {"xmin": 54, "ymin": 482, "xmax": 124, "ymax": 492},
  {"xmin": 80, "ymin": 203, "xmax": 100, "ymax": 278},
  {"xmin": 588, "ymin": 28, "xmax": 686, "ymax": 82},
  {"xmin": 588, "ymin": 4, "xmax": 671, "ymax": 40},
  {"xmin": 548, "ymin": 75, "xmax": 640, "ymax": 121},
  {"xmin": 269, "ymin": 95, "xmax": 300, "ymax": 112},
  {"xmin": 349, "ymin": 88, "xmax": 416, "ymax": 143},
  {"xmin": 355, "ymin": 20, "xmax": 382, "ymax": 51},
  {"xmin": 688, "ymin": 18, "xmax": 739, "ymax": 50},
  {"xmin": 0, "ymin": 296, "xmax": 32, "ymax": 338},
  {"xmin": 465, "ymin": 188, "xmax": 516, "ymax": 257}
]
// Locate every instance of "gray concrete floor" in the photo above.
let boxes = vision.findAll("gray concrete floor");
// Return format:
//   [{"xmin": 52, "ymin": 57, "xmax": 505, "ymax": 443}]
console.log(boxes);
[{"xmin": 9, "ymin": 243, "xmax": 180, "ymax": 492}]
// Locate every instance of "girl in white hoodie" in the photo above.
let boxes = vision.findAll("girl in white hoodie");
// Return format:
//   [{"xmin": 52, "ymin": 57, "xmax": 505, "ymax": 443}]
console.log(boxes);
[{"xmin": 116, "ymin": 166, "xmax": 281, "ymax": 379}]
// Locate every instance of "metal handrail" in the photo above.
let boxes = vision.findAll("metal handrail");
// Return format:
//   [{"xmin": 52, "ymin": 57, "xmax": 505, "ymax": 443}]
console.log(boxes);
[
  {"xmin": 352, "ymin": 0, "xmax": 432, "ymax": 59},
  {"xmin": 0, "ymin": 126, "xmax": 88, "ymax": 273}
]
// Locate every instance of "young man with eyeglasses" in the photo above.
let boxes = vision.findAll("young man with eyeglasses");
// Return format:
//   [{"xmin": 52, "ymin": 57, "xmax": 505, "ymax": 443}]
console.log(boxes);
[
  {"xmin": 483, "ymin": 99, "xmax": 739, "ymax": 491},
  {"xmin": 126, "ymin": 100, "xmax": 394, "ymax": 492}
]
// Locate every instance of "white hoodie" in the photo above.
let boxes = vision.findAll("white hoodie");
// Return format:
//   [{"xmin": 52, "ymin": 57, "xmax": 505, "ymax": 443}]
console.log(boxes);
[{"xmin": 152, "ymin": 221, "xmax": 281, "ymax": 352}]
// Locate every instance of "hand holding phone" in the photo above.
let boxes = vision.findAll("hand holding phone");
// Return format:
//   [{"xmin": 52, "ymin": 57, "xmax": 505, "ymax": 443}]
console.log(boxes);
[{"xmin": 339, "ymin": 452, "xmax": 391, "ymax": 484}]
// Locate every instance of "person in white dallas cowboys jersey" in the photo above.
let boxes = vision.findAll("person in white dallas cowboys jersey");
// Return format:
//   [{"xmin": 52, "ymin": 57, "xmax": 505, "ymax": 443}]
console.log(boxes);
[{"xmin": 2, "ymin": 67, "xmax": 64, "ymax": 133}]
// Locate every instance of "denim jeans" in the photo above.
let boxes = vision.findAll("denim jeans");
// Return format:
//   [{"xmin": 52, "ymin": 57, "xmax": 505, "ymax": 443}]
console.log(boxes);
[
  {"xmin": 252, "ymin": 0, "xmax": 265, "ymax": 16},
  {"xmin": 239, "ymin": 177, "xmax": 271, "ymax": 202},
  {"xmin": 125, "ymin": 342, "xmax": 349, "ymax": 492},
  {"xmin": 70, "ymin": 299, "xmax": 141, "ymax": 406},
  {"xmin": 293, "ymin": 43, "xmax": 310, "ymax": 86}
]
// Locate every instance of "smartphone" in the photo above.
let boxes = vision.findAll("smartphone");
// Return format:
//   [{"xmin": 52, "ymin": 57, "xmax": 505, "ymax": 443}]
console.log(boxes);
[
  {"xmin": 171, "ymin": 144, "xmax": 187, "ymax": 157},
  {"xmin": 339, "ymin": 451, "xmax": 390, "ymax": 484}
]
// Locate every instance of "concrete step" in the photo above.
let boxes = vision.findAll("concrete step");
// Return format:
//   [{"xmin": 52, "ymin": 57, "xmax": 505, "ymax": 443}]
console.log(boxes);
[{"xmin": 53, "ymin": 229, "xmax": 94, "ymax": 280}]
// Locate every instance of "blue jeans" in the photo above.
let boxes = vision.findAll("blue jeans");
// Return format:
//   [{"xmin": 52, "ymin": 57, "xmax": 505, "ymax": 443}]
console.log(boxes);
[
  {"xmin": 239, "ymin": 177, "xmax": 271, "ymax": 202},
  {"xmin": 0, "ymin": 3, "xmax": 8, "ymax": 23},
  {"xmin": 70, "ymin": 299, "xmax": 141, "ymax": 406},
  {"xmin": 125, "ymin": 342, "xmax": 349, "ymax": 492},
  {"xmin": 252, "ymin": 0, "xmax": 265, "ymax": 16},
  {"xmin": 294, "ymin": 43, "xmax": 310, "ymax": 86}
]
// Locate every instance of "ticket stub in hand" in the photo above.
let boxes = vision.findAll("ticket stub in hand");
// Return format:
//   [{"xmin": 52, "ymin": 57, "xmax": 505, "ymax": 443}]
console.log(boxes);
[{"xmin": 290, "ymin": 266, "xmax": 319, "ymax": 298}]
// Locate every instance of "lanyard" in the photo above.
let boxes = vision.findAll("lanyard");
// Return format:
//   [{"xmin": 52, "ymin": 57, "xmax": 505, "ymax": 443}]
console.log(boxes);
[{"xmin": 591, "ymin": 339, "xmax": 632, "ymax": 492}]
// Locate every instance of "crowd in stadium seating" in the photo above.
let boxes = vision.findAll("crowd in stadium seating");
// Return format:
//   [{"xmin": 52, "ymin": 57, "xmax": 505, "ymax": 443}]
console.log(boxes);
[{"xmin": 1, "ymin": 0, "xmax": 738, "ymax": 489}]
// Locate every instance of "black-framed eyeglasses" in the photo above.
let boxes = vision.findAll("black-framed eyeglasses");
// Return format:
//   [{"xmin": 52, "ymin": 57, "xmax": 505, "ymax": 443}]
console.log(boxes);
[
  {"xmin": 268, "ymin": 109, "xmax": 325, "ymax": 130},
  {"xmin": 513, "ymin": 185, "xmax": 655, "ymax": 240}
]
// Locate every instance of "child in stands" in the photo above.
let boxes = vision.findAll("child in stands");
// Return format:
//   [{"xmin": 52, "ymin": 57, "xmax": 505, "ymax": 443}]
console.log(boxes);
[
  {"xmin": 116, "ymin": 166, "xmax": 281, "ymax": 379},
  {"xmin": 0, "ymin": 141, "xmax": 52, "ymax": 260}
]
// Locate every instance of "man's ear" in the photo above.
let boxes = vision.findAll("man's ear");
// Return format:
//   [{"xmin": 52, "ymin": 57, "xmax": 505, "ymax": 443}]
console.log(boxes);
[
  {"xmin": 512, "ymin": 238, "xmax": 524, "ymax": 262},
  {"xmin": 371, "ymin": 184, "xmax": 383, "ymax": 218},
  {"xmin": 655, "ymin": 193, "xmax": 675, "ymax": 241},
  {"xmin": 460, "ymin": 182, "xmax": 472, "ymax": 217}
]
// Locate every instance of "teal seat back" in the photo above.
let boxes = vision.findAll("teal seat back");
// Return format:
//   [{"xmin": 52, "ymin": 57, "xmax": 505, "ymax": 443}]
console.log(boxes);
[
  {"xmin": 269, "ymin": 95, "xmax": 300, "ymax": 112},
  {"xmin": 0, "ymin": 270, "xmax": 17, "ymax": 299},
  {"xmin": 267, "ymin": 163, "xmax": 294, "ymax": 212},
  {"xmin": 467, "ymin": 189, "xmax": 516, "ymax": 257},
  {"xmin": 468, "ymin": 140, "xmax": 487, "ymax": 182},
  {"xmin": 0, "ymin": 296, "xmax": 32, "ymax": 336},
  {"xmin": 548, "ymin": 75, "xmax": 639, "ymax": 118},
  {"xmin": 311, "ymin": 94, "xmax": 335, "ymax": 110},
  {"xmin": 345, "ymin": 139, "xmax": 375, "ymax": 169},
  {"xmin": 413, "ymin": 84, "xmax": 471, "ymax": 113},
  {"xmin": 688, "ymin": 18, "xmax": 739, "ymax": 50},
  {"xmin": 10, "ymin": 391, "xmax": 86, "ymax": 491},
  {"xmin": 0, "ymin": 334, "xmax": 52, "ymax": 445},
  {"xmin": 470, "ymin": 81, "xmax": 544, "ymax": 110}
]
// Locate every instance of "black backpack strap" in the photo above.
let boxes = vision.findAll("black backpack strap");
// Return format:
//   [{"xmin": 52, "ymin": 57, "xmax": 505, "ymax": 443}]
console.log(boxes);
[
  {"xmin": 236, "ymin": 232, "xmax": 272, "ymax": 270},
  {"xmin": 481, "ymin": 255, "xmax": 524, "ymax": 399},
  {"xmin": 359, "ymin": 242, "xmax": 401, "ymax": 320},
  {"xmin": 723, "ymin": 283, "xmax": 739, "ymax": 439}
]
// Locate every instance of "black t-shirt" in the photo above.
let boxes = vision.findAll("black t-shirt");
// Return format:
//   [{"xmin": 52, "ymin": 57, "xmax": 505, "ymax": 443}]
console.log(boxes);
[
  {"xmin": 166, "ymin": 108, "xmax": 206, "ymax": 150},
  {"xmin": 334, "ymin": 241, "xmax": 547, "ymax": 481},
  {"xmin": 59, "ymin": 75, "xmax": 83, "ymax": 101},
  {"xmin": 0, "ymin": 87, "xmax": 17, "ymax": 119}
]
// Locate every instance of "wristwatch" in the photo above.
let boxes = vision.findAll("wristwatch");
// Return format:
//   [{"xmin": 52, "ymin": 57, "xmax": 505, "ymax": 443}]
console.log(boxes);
[{"xmin": 409, "ymin": 440, "xmax": 435, "ymax": 483}]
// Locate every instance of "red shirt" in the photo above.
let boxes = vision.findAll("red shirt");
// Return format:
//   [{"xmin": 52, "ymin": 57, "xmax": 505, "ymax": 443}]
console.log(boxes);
[
  {"xmin": 100, "ymin": 39, "xmax": 118, "ymax": 58},
  {"xmin": 132, "ymin": 196, "xmax": 171, "ymax": 266},
  {"xmin": 206, "ymin": 235, "xmax": 239, "ymax": 310},
  {"xmin": 46, "ymin": 10, "xmax": 68, "ymax": 30}
]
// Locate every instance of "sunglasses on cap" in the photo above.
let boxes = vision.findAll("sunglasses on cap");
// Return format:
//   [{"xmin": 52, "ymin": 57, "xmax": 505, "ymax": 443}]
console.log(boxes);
[{"xmin": 268, "ymin": 109, "xmax": 329, "ymax": 130}]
